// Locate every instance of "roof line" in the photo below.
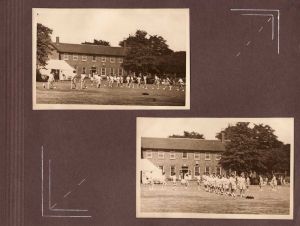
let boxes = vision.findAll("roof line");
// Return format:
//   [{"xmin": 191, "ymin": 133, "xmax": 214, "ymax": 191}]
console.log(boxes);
[
  {"xmin": 141, "ymin": 136, "xmax": 223, "ymax": 142},
  {"xmin": 51, "ymin": 42, "xmax": 126, "ymax": 49}
]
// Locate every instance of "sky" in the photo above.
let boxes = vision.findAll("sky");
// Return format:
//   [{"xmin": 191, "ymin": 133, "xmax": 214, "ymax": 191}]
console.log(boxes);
[
  {"xmin": 33, "ymin": 8, "xmax": 189, "ymax": 51},
  {"xmin": 137, "ymin": 118, "xmax": 294, "ymax": 144}
]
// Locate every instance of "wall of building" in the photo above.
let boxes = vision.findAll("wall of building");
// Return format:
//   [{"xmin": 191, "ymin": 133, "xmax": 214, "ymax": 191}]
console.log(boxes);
[
  {"xmin": 60, "ymin": 53, "xmax": 125, "ymax": 76},
  {"xmin": 48, "ymin": 49, "xmax": 60, "ymax": 60},
  {"xmin": 141, "ymin": 148, "xmax": 223, "ymax": 179}
]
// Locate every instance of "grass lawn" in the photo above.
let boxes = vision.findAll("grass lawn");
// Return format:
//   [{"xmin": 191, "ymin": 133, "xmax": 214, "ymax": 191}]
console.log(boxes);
[
  {"xmin": 36, "ymin": 80, "xmax": 186, "ymax": 106},
  {"xmin": 139, "ymin": 182, "xmax": 290, "ymax": 215}
]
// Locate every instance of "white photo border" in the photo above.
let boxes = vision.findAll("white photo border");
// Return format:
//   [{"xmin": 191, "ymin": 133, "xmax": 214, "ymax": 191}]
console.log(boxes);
[
  {"xmin": 32, "ymin": 8, "xmax": 190, "ymax": 110},
  {"xmin": 136, "ymin": 117, "xmax": 294, "ymax": 219}
]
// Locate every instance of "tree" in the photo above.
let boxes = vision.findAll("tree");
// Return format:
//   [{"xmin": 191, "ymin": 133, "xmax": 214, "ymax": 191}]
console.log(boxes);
[
  {"xmin": 157, "ymin": 51, "xmax": 186, "ymax": 77},
  {"xmin": 216, "ymin": 122, "xmax": 287, "ymax": 174},
  {"xmin": 82, "ymin": 39, "xmax": 110, "ymax": 46},
  {"xmin": 119, "ymin": 30, "xmax": 173, "ymax": 74},
  {"xmin": 36, "ymin": 23, "xmax": 54, "ymax": 68},
  {"xmin": 169, "ymin": 131, "xmax": 205, "ymax": 139}
]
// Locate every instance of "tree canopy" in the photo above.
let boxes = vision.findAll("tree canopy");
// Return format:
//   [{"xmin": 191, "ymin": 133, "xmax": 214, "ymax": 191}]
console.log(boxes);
[
  {"xmin": 169, "ymin": 131, "xmax": 205, "ymax": 139},
  {"xmin": 119, "ymin": 30, "xmax": 176, "ymax": 75},
  {"xmin": 216, "ymin": 122, "xmax": 289, "ymax": 175},
  {"xmin": 81, "ymin": 39, "xmax": 110, "ymax": 46},
  {"xmin": 36, "ymin": 23, "xmax": 54, "ymax": 68}
]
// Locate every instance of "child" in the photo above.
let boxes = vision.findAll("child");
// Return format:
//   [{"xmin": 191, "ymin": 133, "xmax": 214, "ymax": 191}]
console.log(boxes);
[
  {"xmin": 109, "ymin": 75, "xmax": 114, "ymax": 88},
  {"xmin": 130, "ymin": 74, "xmax": 135, "ymax": 88},
  {"xmin": 172, "ymin": 174, "xmax": 177, "ymax": 190},
  {"xmin": 126, "ymin": 75, "xmax": 130, "ymax": 87},
  {"xmin": 137, "ymin": 76, "xmax": 142, "ymax": 88},
  {"xmin": 80, "ymin": 73, "xmax": 87, "ymax": 89},
  {"xmin": 166, "ymin": 77, "xmax": 172, "ymax": 91},
  {"xmin": 156, "ymin": 75, "xmax": 160, "ymax": 89},
  {"xmin": 229, "ymin": 174, "xmax": 237, "ymax": 198},
  {"xmin": 271, "ymin": 175, "xmax": 277, "ymax": 191},
  {"xmin": 116, "ymin": 75, "xmax": 121, "ymax": 87},
  {"xmin": 148, "ymin": 172, "xmax": 154, "ymax": 191},
  {"xmin": 161, "ymin": 172, "xmax": 167, "ymax": 190},
  {"xmin": 47, "ymin": 72, "xmax": 55, "ymax": 89},
  {"xmin": 238, "ymin": 173, "xmax": 246, "ymax": 197},
  {"xmin": 95, "ymin": 73, "xmax": 102, "ymax": 88},
  {"xmin": 120, "ymin": 75, "xmax": 124, "ymax": 87},
  {"xmin": 223, "ymin": 175, "xmax": 230, "ymax": 196},
  {"xmin": 259, "ymin": 175, "xmax": 264, "ymax": 191},
  {"xmin": 246, "ymin": 175, "xmax": 250, "ymax": 192},
  {"xmin": 143, "ymin": 74, "xmax": 148, "ymax": 89},
  {"xmin": 178, "ymin": 78, "xmax": 184, "ymax": 91}
]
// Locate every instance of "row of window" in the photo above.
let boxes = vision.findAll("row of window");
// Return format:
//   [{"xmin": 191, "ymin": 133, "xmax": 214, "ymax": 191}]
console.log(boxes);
[
  {"xmin": 76, "ymin": 66, "xmax": 123, "ymax": 76},
  {"xmin": 62, "ymin": 54, "xmax": 123, "ymax": 63},
  {"xmin": 145, "ymin": 151, "xmax": 221, "ymax": 161},
  {"xmin": 161, "ymin": 165, "xmax": 222, "ymax": 177}
]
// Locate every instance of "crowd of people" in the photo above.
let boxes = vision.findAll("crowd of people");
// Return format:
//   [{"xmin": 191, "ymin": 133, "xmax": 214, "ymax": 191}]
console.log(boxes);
[
  {"xmin": 44, "ymin": 71, "xmax": 186, "ymax": 92},
  {"xmin": 145, "ymin": 172, "xmax": 284, "ymax": 199}
]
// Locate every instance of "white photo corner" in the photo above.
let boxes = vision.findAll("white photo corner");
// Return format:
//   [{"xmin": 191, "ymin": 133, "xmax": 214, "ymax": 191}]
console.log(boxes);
[{"xmin": 32, "ymin": 8, "xmax": 190, "ymax": 110}]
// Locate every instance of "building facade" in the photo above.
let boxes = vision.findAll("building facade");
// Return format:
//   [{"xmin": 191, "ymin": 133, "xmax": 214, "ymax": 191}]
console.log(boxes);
[
  {"xmin": 49, "ymin": 37, "xmax": 127, "ymax": 77},
  {"xmin": 141, "ymin": 137, "xmax": 225, "ymax": 180}
]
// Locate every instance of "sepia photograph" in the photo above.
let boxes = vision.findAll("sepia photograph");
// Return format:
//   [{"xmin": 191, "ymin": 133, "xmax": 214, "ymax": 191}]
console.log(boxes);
[
  {"xmin": 32, "ymin": 8, "xmax": 190, "ymax": 110},
  {"xmin": 136, "ymin": 118, "xmax": 294, "ymax": 219}
]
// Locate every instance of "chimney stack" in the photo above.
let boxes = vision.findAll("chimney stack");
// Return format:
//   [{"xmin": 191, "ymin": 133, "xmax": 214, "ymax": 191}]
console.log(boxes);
[
  {"xmin": 56, "ymin": 36, "xmax": 59, "ymax": 44},
  {"xmin": 221, "ymin": 132, "xmax": 225, "ymax": 143}
]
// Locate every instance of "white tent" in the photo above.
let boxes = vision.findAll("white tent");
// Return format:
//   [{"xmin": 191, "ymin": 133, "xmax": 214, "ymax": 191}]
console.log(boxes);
[
  {"xmin": 40, "ymin": 60, "xmax": 76, "ymax": 80},
  {"xmin": 139, "ymin": 159, "xmax": 163, "ymax": 184}
]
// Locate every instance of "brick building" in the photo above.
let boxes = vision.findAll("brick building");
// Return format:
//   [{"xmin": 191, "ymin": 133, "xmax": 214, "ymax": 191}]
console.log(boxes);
[
  {"xmin": 141, "ymin": 137, "xmax": 226, "ymax": 179},
  {"xmin": 49, "ymin": 37, "xmax": 127, "ymax": 78}
]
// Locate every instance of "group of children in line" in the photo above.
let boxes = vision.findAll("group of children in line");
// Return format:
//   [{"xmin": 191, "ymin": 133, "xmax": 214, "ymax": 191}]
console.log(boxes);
[
  {"xmin": 146, "ymin": 172, "xmax": 281, "ymax": 199},
  {"xmin": 44, "ymin": 71, "xmax": 185, "ymax": 92},
  {"xmin": 200, "ymin": 173, "xmax": 250, "ymax": 198}
]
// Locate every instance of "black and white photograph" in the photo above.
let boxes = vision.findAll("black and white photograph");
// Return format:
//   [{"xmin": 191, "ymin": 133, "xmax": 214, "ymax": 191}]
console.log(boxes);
[
  {"xmin": 32, "ymin": 8, "xmax": 190, "ymax": 110},
  {"xmin": 136, "ymin": 118, "xmax": 294, "ymax": 219}
]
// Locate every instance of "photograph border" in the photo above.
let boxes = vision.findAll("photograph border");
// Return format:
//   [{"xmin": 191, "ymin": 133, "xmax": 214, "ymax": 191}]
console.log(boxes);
[
  {"xmin": 136, "ymin": 117, "xmax": 294, "ymax": 219},
  {"xmin": 32, "ymin": 8, "xmax": 190, "ymax": 110}
]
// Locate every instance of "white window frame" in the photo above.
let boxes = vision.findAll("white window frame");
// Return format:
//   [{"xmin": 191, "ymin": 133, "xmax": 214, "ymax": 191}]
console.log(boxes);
[
  {"xmin": 194, "ymin": 152, "xmax": 200, "ymax": 160},
  {"xmin": 158, "ymin": 151, "xmax": 164, "ymax": 159},
  {"xmin": 215, "ymin": 153, "xmax": 221, "ymax": 160},
  {"xmin": 101, "ymin": 67, "xmax": 106, "ymax": 76},
  {"xmin": 92, "ymin": 55, "xmax": 97, "ymax": 62},
  {"xmin": 63, "ymin": 53, "xmax": 69, "ymax": 60},
  {"xmin": 182, "ymin": 152, "xmax": 188, "ymax": 159},
  {"xmin": 82, "ymin": 55, "xmax": 87, "ymax": 61},
  {"xmin": 169, "ymin": 152, "xmax": 175, "ymax": 160},
  {"xmin": 145, "ymin": 151, "xmax": 152, "ymax": 159},
  {"xmin": 194, "ymin": 166, "xmax": 200, "ymax": 176},
  {"xmin": 205, "ymin": 152, "xmax": 210, "ymax": 160},
  {"xmin": 110, "ymin": 57, "xmax": 115, "ymax": 63},
  {"xmin": 119, "ymin": 58, "xmax": 123, "ymax": 63},
  {"xmin": 101, "ymin": 57, "xmax": 106, "ymax": 62},
  {"xmin": 170, "ymin": 165, "xmax": 176, "ymax": 176},
  {"xmin": 73, "ymin": 54, "xmax": 78, "ymax": 61}
]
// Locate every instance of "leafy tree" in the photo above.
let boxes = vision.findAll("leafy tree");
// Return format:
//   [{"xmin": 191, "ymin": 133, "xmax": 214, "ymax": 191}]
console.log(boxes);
[
  {"xmin": 169, "ymin": 131, "xmax": 205, "ymax": 139},
  {"xmin": 119, "ymin": 30, "xmax": 173, "ymax": 74},
  {"xmin": 82, "ymin": 39, "xmax": 110, "ymax": 46},
  {"xmin": 157, "ymin": 51, "xmax": 186, "ymax": 77},
  {"xmin": 36, "ymin": 23, "xmax": 54, "ymax": 68},
  {"xmin": 216, "ymin": 122, "xmax": 288, "ymax": 174}
]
